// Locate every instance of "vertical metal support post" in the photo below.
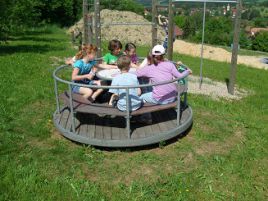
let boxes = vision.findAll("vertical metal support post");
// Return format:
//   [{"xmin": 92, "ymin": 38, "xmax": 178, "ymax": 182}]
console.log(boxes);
[
  {"xmin": 176, "ymin": 84, "xmax": 181, "ymax": 126},
  {"xmin": 54, "ymin": 78, "xmax": 60, "ymax": 114},
  {"xmin": 83, "ymin": 0, "xmax": 89, "ymax": 45},
  {"xmin": 199, "ymin": 2, "xmax": 206, "ymax": 89},
  {"xmin": 152, "ymin": 0, "xmax": 158, "ymax": 47},
  {"xmin": 167, "ymin": 0, "xmax": 174, "ymax": 60},
  {"xmin": 228, "ymin": 0, "xmax": 242, "ymax": 95},
  {"xmin": 68, "ymin": 84, "xmax": 76, "ymax": 133},
  {"xmin": 125, "ymin": 88, "xmax": 131, "ymax": 139},
  {"xmin": 183, "ymin": 92, "xmax": 187, "ymax": 108},
  {"xmin": 94, "ymin": 0, "xmax": 102, "ymax": 57},
  {"xmin": 183, "ymin": 75, "xmax": 189, "ymax": 108}
]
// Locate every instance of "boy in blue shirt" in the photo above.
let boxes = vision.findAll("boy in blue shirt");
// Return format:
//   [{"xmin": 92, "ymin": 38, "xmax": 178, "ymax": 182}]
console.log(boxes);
[{"xmin": 109, "ymin": 56, "xmax": 142, "ymax": 111}]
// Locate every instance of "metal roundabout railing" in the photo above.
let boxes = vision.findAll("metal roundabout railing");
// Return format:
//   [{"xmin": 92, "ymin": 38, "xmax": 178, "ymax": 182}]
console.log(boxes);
[{"xmin": 52, "ymin": 63, "xmax": 193, "ymax": 147}]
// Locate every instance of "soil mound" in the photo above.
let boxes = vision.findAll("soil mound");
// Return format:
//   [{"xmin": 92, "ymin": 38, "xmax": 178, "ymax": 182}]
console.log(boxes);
[{"xmin": 68, "ymin": 9, "xmax": 165, "ymax": 46}]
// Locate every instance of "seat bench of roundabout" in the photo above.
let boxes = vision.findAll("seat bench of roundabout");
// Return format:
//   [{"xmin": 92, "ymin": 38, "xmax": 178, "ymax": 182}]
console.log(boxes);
[{"xmin": 53, "ymin": 65, "xmax": 193, "ymax": 147}]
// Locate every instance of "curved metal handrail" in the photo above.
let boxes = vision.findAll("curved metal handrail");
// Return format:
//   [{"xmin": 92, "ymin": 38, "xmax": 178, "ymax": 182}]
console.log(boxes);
[{"xmin": 53, "ymin": 61, "xmax": 189, "ymax": 141}]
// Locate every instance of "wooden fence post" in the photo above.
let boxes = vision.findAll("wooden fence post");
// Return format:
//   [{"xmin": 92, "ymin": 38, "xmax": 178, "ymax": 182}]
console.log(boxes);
[
  {"xmin": 94, "ymin": 0, "xmax": 101, "ymax": 57},
  {"xmin": 83, "ymin": 0, "xmax": 89, "ymax": 45},
  {"xmin": 167, "ymin": 0, "xmax": 174, "ymax": 60},
  {"xmin": 152, "ymin": 0, "xmax": 158, "ymax": 48},
  {"xmin": 228, "ymin": 0, "xmax": 242, "ymax": 95}
]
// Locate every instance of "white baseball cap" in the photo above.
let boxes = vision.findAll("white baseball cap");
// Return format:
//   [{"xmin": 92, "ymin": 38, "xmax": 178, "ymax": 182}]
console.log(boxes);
[{"xmin": 152, "ymin": 45, "xmax": 165, "ymax": 56}]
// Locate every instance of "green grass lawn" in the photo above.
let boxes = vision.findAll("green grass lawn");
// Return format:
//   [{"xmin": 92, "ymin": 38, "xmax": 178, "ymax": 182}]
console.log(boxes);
[{"xmin": 0, "ymin": 26, "xmax": 267, "ymax": 201}]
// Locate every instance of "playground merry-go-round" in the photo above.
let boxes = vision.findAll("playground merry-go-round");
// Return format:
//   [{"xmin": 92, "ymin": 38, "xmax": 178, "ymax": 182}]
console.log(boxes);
[
  {"xmin": 53, "ymin": 64, "xmax": 193, "ymax": 147},
  {"xmin": 53, "ymin": 0, "xmax": 242, "ymax": 147}
]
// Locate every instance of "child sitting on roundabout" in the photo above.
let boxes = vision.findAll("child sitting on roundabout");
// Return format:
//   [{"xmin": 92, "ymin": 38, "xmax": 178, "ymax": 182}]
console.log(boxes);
[
  {"xmin": 103, "ymin": 39, "xmax": 123, "ymax": 65},
  {"xmin": 66, "ymin": 39, "xmax": 123, "ymax": 66},
  {"xmin": 71, "ymin": 44, "xmax": 117, "ymax": 101},
  {"xmin": 71, "ymin": 42, "xmax": 191, "ymax": 107},
  {"xmin": 108, "ymin": 55, "xmax": 142, "ymax": 111},
  {"xmin": 135, "ymin": 44, "xmax": 192, "ymax": 105},
  {"xmin": 123, "ymin": 42, "xmax": 139, "ymax": 68}
]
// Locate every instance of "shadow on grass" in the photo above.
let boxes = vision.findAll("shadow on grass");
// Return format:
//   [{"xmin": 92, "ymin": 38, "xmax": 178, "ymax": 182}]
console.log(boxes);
[
  {"xmin": 10, "ymin": 36, "xmax": 65, "ymax": 43},
  {"xmin": 0, "ymin": 44, "xmax": 65, "ymax": 56},
  {"xmin": 12, "ymin": 29, "xmax": 54, "ymax": 36},
  {"xmin": 225, "ymin": 78, "xmax": 229, "ymax": 86},
  {"xmin": 98, "ymin": 123, "xmax": 193, "ymax": 152}
]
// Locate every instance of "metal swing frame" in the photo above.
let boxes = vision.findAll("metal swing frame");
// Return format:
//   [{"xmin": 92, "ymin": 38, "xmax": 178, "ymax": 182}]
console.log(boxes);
[{"xmin": 83, "ymin": 0, "xmax": 241, "ymax": 95}]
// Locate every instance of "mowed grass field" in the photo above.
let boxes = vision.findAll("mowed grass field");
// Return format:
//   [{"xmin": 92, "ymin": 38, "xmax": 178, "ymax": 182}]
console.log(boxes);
[{"xmin": 0, "ymin": 26, "xmax": 267, "ymax": 201}]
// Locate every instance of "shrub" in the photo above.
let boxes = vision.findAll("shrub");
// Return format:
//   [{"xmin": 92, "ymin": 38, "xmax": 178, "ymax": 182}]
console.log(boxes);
[{"xmin": 252, "ymin": 31, "xmax": 268, "ymax": 52}]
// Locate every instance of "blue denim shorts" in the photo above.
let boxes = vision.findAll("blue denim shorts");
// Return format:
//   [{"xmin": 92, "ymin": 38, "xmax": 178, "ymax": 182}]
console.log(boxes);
[
  {"xmin": 140, "ymin": 92, "xmax": 175, "ymax": 105},
  {"xmin": 72, "ymin": 80, "xmax": 95, "ymax": 94}
]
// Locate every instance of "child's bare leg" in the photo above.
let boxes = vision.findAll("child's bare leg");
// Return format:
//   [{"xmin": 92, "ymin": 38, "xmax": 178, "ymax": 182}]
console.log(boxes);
[
  {"xmin": 79, "ymin": 87, "xmax": 93, "ymax": 99},
  {"xmin": 92, "ymin": 89, "xmax": 103, "ymax": 101},
  {"xmin": 91, "ymin": 80, "xmax": 103, "ymax": 101},
  {"xmin": 109, "ymin": 94, "xmax": 117, "ymax": 105}
]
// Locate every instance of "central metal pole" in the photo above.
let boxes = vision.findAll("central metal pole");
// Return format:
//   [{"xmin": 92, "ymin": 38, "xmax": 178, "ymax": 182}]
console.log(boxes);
[{"xmin": 199, "ymin": 1, "xmax": 206, "ymax": 89}]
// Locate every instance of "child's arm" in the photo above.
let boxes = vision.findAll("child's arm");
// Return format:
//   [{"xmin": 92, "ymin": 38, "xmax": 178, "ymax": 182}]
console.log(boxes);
[
  {"xmin": 158, "ymin": 15, "xmax": 163, "ymax": 26},
  {"xmin": 109, "ymin": 94, "xmax": 118, "ymax": 106},
  {"xmin": 171, "ymin": 64, "xmax": 192, "ymax": 79},
  {"xmin": 130, "ymin": 62, "xmax": 139, "ymax": 68},
  {"xmin": 72, "ymin": 68, "xmax": 94, "ymax": 81},
  {"xmin": 97, "ymin": 63, "xmax": 118, "ymax": 69},
  {"xmin": 138, "ymin": 58, "xmax": 148, "ymax": 69}
]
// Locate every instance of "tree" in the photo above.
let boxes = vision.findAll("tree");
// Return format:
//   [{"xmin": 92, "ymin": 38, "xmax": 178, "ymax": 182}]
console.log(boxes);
[
  {"xmin": 242, "ymin": 8, "xmax": 261, "ymax": 20},
  {"xmin": 182, "ymin": 17, "xmax": 194, "ymax": 39},
  {"xmin": 254, "ymin": 17, "xmax": 268, "ymax": 28},
  {"xmin": 100, "ymin": 0, "xmax": 144, "ymax": 15},
  {"xmin": 204, "ymin": 16, "xmax": 232, "ymax": 46},
  {"xmin": 174, "ymin": 15, "xmax": 186, "ymax": 28},
  {"xmin": 239, "ymin": 30, "xmax": 251, "ymax": 49},
  {"xmin": 0, "ymin": 0, "xmax": 43, "ymax": 40}
]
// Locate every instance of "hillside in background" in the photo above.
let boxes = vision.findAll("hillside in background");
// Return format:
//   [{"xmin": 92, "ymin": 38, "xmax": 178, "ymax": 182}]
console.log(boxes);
[
  {"xmin": 135, "ymin": 0, "xmax": 151, "ymax": 7},
  {"xmin": 135, "ymin": 0, "xmax": 267, "ymax": 7}
]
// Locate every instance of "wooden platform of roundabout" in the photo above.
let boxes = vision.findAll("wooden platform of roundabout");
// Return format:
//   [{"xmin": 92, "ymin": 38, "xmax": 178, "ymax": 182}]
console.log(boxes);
[{"xmin": 53, "ymin": 65, "xmax": 193, "ymax": 148}]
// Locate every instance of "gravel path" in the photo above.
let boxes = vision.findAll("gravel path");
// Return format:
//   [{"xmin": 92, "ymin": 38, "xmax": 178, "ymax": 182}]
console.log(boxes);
[
  {"xmin": 173, "ymin": 40, "xmax": 268, "ymax": 70},
  {"xmin": 187, "ymin": 76, "xmax": 249, "ymax": 101}
]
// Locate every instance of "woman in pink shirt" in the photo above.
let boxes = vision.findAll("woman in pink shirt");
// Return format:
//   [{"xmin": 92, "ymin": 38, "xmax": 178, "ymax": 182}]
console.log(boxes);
[{"xmin": 136, "ymin": 45, "xmax": 192, "ymax": 104}]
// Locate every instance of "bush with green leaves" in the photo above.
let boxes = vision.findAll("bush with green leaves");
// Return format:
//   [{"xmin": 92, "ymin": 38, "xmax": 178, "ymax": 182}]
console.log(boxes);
[
  {"xmin": 0, "ymin": 0, "xmax": 84, "ymax": 40},
  {"xmin": 100, "ymin": 0, "xmax": 144, "ymax": 15},
  {"xmin": 0, "ymin": 0, "xmax": 144, "ymax": 41},
  {"xmin": 252, "ymin": 31, "xmax": 268, "ymax": 52},
  {"xmin": 174, "ymin": 15, "xmax": 186, "ymax": 28}
]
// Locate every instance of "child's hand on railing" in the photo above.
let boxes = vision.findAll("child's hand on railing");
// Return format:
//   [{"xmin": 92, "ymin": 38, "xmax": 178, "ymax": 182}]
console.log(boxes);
[
  {"xmin": 86, "ymin": 73, "xmax": 94, "ymax": 80},
  {"xmin": 187, "ymin": 68, "xmax": 192, "ymax": 75},
  {"xmin": 176, "ymin": 61, "xmax": 183, "ymax": 66}
]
